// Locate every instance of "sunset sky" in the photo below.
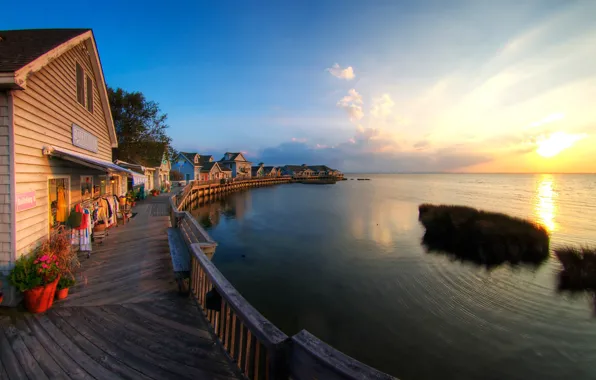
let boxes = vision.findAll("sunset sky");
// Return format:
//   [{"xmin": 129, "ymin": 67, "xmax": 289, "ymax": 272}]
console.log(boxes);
[{"xmin": 4, "ymin": 0, "xmax": 595, "ymax": 172}]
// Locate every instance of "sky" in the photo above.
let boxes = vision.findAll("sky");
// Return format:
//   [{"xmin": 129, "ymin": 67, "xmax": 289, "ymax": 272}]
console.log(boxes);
[{"xmin": 3, "ymin": 0, "xmax": 596, "ymax": 173}]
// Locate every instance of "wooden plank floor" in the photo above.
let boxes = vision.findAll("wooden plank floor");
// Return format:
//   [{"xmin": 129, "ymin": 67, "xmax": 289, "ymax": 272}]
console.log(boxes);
[{"xmin": 0, "ymin": 195, "xmax": 241, "ymax": 380}]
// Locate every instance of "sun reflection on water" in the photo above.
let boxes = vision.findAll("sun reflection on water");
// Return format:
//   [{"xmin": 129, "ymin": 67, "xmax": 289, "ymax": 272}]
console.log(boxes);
[{"xmin": 535, "ymin": 175, "xmax": 557, "ymax": 232}]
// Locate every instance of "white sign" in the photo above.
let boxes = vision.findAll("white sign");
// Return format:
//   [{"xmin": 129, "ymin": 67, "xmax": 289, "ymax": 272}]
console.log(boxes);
[{"xmin": 72, "ymin": 124, "xmax": 98, "ymax": 153}]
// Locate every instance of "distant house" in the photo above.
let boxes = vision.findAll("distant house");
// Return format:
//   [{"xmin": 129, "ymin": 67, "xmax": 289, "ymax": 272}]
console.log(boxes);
[
  {"xmin": 199, "ymin": 162, "xmax": 227, "ymax": 181},
  {"xmin": 308, "ymin": 165, "xmax": 334, "ymax": 176},
  {"xmin": 136, "ymin": 152, "xmax": 171, "ymax": 190},
  {"xmin": 282, "ymin": 164, "xmax": 315, "ymax": 178},
  {"xmin": 114, "ymin": 160, "xmax": 154, "ymax": 193},
  {"xmin": 251, "ymin": 162, "xmax": 265, "ymax": 178},
  {"xmin": 173, "ymin": 152, "xmax": 201, "ymax": 182},
  {"xmin": 220, "ymin": 165, "xmax": 233, "ymax": 179},
  {"xmin": 219, "ymin": 152, "xmax": 252, "ymax": 179},
  {"xmin": 263, "ymin": 166, "xmax": 279, "ymax": 177}
]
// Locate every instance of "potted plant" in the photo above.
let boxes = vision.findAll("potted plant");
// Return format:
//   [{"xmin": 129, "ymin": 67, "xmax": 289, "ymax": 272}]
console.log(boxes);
[
  {"xmin": 56, "ymin": 275, "xmax": 76, "ymax": 300},
  {"xmin": 8, "ymin": 253, "xmax": 60, "ymax": 313},
  {"xmin": 0, "ymin": 279, "xmax": 3, "ymax": 305}
]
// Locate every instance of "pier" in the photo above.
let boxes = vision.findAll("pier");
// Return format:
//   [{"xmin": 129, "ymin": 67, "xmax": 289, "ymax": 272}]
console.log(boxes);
[{"xmin": 1, "ymin": 179, "xmax": 395, "ymax": 380}]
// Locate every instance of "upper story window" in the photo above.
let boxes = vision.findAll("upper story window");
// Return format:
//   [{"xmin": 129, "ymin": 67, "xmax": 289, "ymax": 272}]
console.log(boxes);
[
  {"xmin": 86, "ymin": 76, "xmax": 93, "ymax": 113},
  {"xmin": 194, "ymin": 156, "xmax": 199, "ymax": 164},
  {"xmin": 76, "ymin": 62, "xmax": 93, "ymax": 114},
  {"xmin": 76, "ymin": 63, "xmax": 85, "ymax": 106}
]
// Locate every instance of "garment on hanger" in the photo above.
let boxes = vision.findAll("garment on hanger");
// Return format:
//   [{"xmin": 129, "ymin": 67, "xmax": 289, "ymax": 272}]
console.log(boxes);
[{"xmin": 56, "ymin": 186, "xmax": 68, "ymax": 222}]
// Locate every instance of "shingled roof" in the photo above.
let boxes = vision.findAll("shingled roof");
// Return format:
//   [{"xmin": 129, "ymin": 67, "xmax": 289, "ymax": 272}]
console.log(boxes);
[
  {"xmin": 0, "ymin": 29, "xmax": 90, "ymax": 72},
  {"xmin": 200, "ymin": 162, "xmax": 219, "ymax": 173},
  {"xmin": 198, "ymin": 155, "xmax": 213, "ymax": 165},
  {"xmin": 179, "ymin": 152, "xmax": 198, "ymax": 164}
]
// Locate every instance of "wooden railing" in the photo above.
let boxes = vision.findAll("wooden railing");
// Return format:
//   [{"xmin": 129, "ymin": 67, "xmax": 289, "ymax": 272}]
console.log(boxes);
[
  {"xmin": 169, "ymin": 182, "xmax": 396, "ymax": 380},
  {"xmin": 190, "ymin": 243, "xmax": 289, "ymax": 379}
]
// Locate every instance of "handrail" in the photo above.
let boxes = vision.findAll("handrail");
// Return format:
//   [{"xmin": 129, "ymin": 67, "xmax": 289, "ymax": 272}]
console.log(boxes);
[
  {"xmin": 190, "ymin": 243, "xmax": 289, "ymax": 378},
  {"xmin": 290, "ymin": 330, "xmax": 394, "ymax": 380},
  {"xmin": 169, "ymin": 179, "xmax": 396, "ymax": 380}
]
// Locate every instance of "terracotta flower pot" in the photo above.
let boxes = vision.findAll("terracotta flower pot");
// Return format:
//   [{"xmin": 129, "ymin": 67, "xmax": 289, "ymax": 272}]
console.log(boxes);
[
  {"xmin": 55, "ymin": 287, "xmax": 69, "ymax": 300},
  {"xmin": 23, "ymin": 276, "xmax": 60, "ymax": 313}
]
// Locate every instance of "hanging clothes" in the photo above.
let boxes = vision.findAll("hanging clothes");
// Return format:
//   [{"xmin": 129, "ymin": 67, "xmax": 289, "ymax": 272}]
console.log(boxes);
[
  {"xmin": 56, "ymin": 186, "xmax": 68, "ymax": 222},
  {"xmin": 97, "ymin": 198, "xmax": 109, "ymax": 225},
  {"xmin": 79, "ymin": 208, "xmax": 92, "ymax": 252}
]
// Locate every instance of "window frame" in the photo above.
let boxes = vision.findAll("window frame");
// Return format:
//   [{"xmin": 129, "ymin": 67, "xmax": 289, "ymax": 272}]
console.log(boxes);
[
  {"xmin": 47, "ymin": 175, "xmax": 71, "ymax": 237},
  {"xmin": 76, "ymin": 62, "xmax": 85, "ymax": 106},
  {"xmin": 80, "ymin": 175, "xmax": 94, "ymax": 201},
  {"xmin": 86, "ymin": 75, "xmax": 94, "ymax": 113}
]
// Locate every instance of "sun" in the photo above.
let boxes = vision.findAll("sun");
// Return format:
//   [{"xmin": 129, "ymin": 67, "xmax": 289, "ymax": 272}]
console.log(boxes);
[{"xmin": 536, "ymin": 132, "xmax": 586, "ymax": 158}]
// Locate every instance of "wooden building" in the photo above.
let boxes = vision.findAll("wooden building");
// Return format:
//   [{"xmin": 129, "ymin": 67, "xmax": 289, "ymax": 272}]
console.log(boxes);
[
  {"xmin": 218, "ymin": 152, "xmax": 252, "ymax": 179},
  {"xmin": 0, "ymin": 29, "xmax": 133, "ymax": 305}
]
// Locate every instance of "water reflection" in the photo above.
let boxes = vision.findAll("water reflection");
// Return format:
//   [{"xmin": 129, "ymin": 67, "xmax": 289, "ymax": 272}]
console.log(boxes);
[
  {"xmin": 535, "ymin": 175, "xmax": 557, "ymax": 232},
  {"xmin": 190, "ymin": 190, "xmax": 251, "ymax": 228}
]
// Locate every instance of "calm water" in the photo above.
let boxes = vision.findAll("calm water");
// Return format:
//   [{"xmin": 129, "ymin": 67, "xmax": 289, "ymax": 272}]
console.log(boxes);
[{"xmin": 190, "ymin": 174, "xmax": 596, "ymax": 380}]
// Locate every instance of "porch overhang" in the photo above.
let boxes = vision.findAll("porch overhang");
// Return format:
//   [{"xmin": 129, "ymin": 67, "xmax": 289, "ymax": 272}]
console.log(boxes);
[{"xmin": 43, "ymin": 146, "xmax": 133, "ymax": 175}]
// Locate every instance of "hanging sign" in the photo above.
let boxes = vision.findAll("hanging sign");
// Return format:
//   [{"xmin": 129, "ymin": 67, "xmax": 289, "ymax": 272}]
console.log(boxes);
[
  {"xmin": 72, "ymin": 123, "xmax": 98, "ymax": 153},
  {"xmin": 16, "ymin": 191, "xmax": 36, "ymax": 212}
]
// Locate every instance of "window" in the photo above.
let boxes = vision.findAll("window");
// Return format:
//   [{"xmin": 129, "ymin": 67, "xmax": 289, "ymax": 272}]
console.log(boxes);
[
  {"xmin": 81, "ymin": 175, "xmax": 93, "ymax": 201},
  {"xmin": 86, "ymin": 76, "xmax": 93, "ymax": 113},
  {"xmin": 99, "ymin": 175, "xmax": 107, "ymax": 195},
  {"xmin": 49, "ymin": 177, "xmax": 70, "ymax": 231},
  {"xmin": 194, "ymin": 156, "xmax": 198, "ymax": 164},
  {"xmin": 76, "ymin": 63, "xmax": 85, "ymax": 106}
]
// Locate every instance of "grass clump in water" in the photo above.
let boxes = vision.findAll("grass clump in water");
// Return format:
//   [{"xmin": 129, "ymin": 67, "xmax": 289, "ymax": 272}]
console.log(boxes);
[
  {"xmin": 555, "ymin": 246, "xmax": 596, "ymax": 291},
  {"xmin": 418, "ymin": 204, "xmax": 550, "ymax": 268}
]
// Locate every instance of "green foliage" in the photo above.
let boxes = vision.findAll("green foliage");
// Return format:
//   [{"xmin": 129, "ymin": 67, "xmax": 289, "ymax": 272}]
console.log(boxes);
[
  {"xmin": 8, "ymin": 255, "xmax": 42, "ymax": 292},
  {"xmin": 58, "ymin": 275, "xmax": 76, "ymax": 290},
  {"xmin": 108, "ymin": 87, "xmax": 172, "ymax": 164}
]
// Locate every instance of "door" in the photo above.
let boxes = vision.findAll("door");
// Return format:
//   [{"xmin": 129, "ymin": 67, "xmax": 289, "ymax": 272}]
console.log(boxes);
[{"xmin": 185, "ymin": 173, "xmax": 191, "ymax": 182}]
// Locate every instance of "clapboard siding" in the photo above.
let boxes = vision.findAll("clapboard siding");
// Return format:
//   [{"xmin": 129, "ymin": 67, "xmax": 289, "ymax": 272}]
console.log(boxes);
[
  {"xmin": 0, "ymin": 91, "xmax": 12, "ymax": 271},
  {"xmin": 12, "ymin": 39, "xmax": 114, "ymax": 258}
]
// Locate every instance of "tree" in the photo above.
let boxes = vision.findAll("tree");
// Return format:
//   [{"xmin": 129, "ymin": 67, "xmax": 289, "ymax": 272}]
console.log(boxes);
[
  {"xmin": 170, "ymin": 169, "xmax": 184, "ymax": 181},
  {"xmin": 109, "ymin": 87, "xmax": 172, "ymax": 165}
]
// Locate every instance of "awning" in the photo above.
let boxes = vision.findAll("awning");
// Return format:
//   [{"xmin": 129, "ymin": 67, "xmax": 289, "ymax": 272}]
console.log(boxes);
[
  {"xmin": 131, "ymin": 171, "xmax": 147, "ymax": 186},
  {"xmin": 43, "ymin": 146, "xmax": 133, "ymax": 175}
]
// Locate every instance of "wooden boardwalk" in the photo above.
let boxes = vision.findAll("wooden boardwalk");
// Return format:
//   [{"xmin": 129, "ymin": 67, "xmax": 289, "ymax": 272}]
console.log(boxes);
[{"xmin": 0, "ymin": 195, "xmax": 242, "ymax": 380}]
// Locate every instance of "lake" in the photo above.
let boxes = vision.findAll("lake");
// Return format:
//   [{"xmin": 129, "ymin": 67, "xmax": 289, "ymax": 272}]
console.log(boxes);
[{"xmin": 189, "ymin": 174, "xmax": 596, "ymax": 380}]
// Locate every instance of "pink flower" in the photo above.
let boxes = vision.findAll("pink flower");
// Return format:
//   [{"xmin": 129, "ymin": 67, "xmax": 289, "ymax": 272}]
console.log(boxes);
[
  {"xmin": 39, "ymin": 255, "xmax": 49, "ymax": 262},
  {"xmin": 34, "ymin": 260, "xmax": 39, "ymax": 264},
  {"xmin": 42, "ymin": 263, "xmax": 48, "ymax": 269}
]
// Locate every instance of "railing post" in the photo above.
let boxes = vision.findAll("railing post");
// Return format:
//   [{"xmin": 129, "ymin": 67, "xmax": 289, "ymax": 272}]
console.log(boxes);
[{"xmin": 268, "ymin": 339, "xmax": 291, "ymax": 379}]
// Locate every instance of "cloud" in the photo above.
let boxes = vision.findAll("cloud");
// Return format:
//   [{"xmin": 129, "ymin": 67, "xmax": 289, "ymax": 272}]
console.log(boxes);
[
  {"xmin": 413, "ymin": 140, "xmax": 431, "ymax": 150},
  {"xmin": 370, "ymin": 94, "xmax": 395, "ymax": 119},
  {"xmin": 535, "ymin": 131, "xmax": 588, "ymax": 157},
  {"xmin": 291, "ymin": 137, "xmax": 307, "ymax": 143},
  {"xmin": 326, "ymin": 63, "xmax": 355, "ymax": 80},
  {"xmin": 337, "ymin": 89, "xmax": 364, "ymax": 122}
]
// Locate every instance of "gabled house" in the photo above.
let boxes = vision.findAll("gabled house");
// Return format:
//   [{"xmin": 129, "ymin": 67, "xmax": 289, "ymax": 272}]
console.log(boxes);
[
  {"xmin": 251, "ymin": 162, "xmax": 265, "ymax": 178},
  {"xmin": 263, "ymin": 166, "xmax": 279, "ymax": 177},
  {"xmin": 218, "ymin": 152, "xmax": 252, "ymax": 179},
  {"xmin": 199, "ymin": 162, "xmax": 226, "ymax": 181},
  {"xmin": 135, "ymin": 152, "xmax": 171, "ymax": 191},
  {"xmin": 308, "ymin": 165, "xmax": 333, "ymax": 176},
  {"xmin": 282, "ymin": 164, "xmax": 314, "ymax": 178},
  {"xmin": 0, "ymin": 29, "xmax": 137, "ymax": 304},
  {"xmin": 173, "ymin": 152, "xmax": 201, "ymax": 183}
]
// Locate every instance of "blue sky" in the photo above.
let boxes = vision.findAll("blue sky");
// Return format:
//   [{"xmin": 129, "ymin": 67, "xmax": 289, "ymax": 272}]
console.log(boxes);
[{"xmin": 4, "ymin": 0, "xmax": 596, "ymax": 172}]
